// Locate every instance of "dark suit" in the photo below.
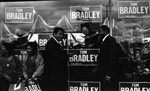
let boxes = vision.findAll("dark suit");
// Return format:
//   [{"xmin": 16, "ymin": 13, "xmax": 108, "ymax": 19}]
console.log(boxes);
[
  {"xmin": 98, "ymin": 35, "xmax": 119, "ymax": 91},
  {"xmin": 44, "ymin": 37, "xmax": 68, "ymax": 91}
]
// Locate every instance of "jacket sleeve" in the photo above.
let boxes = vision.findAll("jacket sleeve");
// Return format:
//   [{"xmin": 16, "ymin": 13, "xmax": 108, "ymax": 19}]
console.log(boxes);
[
  {"xmin": 33, "ymin": 53, "xmax": 44, "ymax": 77},
  {"xmin": 46, "ymin": 41, "xmax": 69, "ymax": 63},
  {"xmin": 14, "ymin": 55, "xmax": 24, "ymax": 77},
  {"xmin": 106, "ymin": 38, "xmax": 118, "ymax": 77}
]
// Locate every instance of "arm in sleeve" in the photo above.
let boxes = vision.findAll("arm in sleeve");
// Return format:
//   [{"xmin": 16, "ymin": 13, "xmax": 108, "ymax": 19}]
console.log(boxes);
[
  {"xmin": 32, "ymin": 54, "xmax": 44, "ymax": 77},
  {"xmin": 14, "ymin": 55, "xmax": 23, "ymax": 77},
  {"xmin": 46, "ymin": 42, "xmax": 69, "ymax": 63},
  {"xmin": 106, "ymin": 38, "xmax": 118, "ymax": 77}
]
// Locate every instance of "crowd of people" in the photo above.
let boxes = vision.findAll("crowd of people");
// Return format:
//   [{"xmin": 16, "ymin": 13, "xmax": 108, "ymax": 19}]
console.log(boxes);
[{"xmin": 0, "ymin": 25, "xmax": 131, "ymax": 91}]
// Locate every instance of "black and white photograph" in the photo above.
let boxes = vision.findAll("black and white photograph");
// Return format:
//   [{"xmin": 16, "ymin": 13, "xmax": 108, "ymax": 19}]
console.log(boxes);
[{"xmin": 0, "ymin": 0, "xmax": 150, "ymax": 91}]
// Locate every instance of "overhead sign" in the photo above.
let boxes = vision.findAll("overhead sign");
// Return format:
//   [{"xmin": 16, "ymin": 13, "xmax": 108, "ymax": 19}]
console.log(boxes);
[
  {"xmin": 119, "ymin": 82, "xmax": 150, "ymax": 91},
  {"xmin": 68, "ymin": 49, "xmax": 100, "ymax": 66},
  {"xmin": 118, "ymin": 1, "xmax": 150, "ymax": 18},
  {"xmin": 70, "ymin": 6, "xmax": 102, "ymax": 22},
  {"xmin": 69, "ymin": 81, "xmax": 100, "ymax": 91},
  {"xmin": 5, "ymin": 7, "xmax": 34, "ymax": 23}
]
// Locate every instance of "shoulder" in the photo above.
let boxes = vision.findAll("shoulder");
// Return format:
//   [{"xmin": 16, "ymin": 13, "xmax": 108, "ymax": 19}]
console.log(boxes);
[
  {"xmin": 37, "ymin": 53, "xmax": 43, "ymax": 59},
  {"xmin": 108, "ymin": 36, "xmax": 116, "ymax": 41},
  {"xmin": 34, "ymin": 53, "xmax": 43, "ymax": 60},
  {"xmin": 46, "ymin": 38, "xmax": 55, "ymax": 46}
]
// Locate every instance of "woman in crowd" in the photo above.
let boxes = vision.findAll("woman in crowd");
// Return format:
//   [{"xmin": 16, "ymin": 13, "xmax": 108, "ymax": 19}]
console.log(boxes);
[
  {"xmin": 14, "ymin": 41, "xmax": 44, "ymax": 84},
  {"xmin": 0, "ymin": 41, "xmax": 18, "ymax": 91}
]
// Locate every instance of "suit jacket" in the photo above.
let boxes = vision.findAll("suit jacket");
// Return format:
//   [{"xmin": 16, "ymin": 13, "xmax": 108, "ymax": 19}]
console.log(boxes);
[
  {"xmin": 44, "ymin": 37, "xmax": 68, "ymax": 81},
  {"xmin": 98, "ymin": 35, "xmax": 119, "ymax": 82}
]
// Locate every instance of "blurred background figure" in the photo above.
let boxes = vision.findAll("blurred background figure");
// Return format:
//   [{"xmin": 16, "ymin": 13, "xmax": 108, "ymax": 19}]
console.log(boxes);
[
  {"xmin": 81, "ymin": 24, "xmax": 100, "ymax": 48},
  {"xmin": 13, "ymin": 41, "xmax": 44, "ymax": 89},
  {"xmin": 13, "ymin": 28, "xmax": 29, "ymax": 47},
  {"xmin": 0, "ymin": 41, "xmax": 18, "ymax": 91},
  {"xmin": 15, "ymin": 29, "xmax": 22, "ymax": 37}
]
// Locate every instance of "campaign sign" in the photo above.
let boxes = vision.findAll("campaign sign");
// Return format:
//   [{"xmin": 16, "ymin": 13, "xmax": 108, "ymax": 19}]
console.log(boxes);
[
  {"xmin": 38, "ymin": 33, "xmax": 52, "ymax": 50},
  {"xmin": 5, "ymin": 7, "xmax": 34, "ymax": 23},
  {"xmin": 25, "ymin": 84, "xmax": 41, "ymax": 91},
  {"xmin": 68, "ymin": 49, "xmax": 100, "ymax": 66},
  {"xmin": 70, "ymin": 6, "xmax": 102, "ymax": 22},
  {"xmin": 14, "ymin": 49, "xmax": 29, "ymax": 63},
  {"xmin": 118, "ymin": 1, "xmax": 150, "ymax": 18},
  {"xmin": 59, "ymin": 33, "xmax": 68, "ymax": 49},
  {"xmin": 38, "ymin": 33, "xmax": 67, "ymax": 50},
  {"xmin": 119, "ymin": 82, "xmax": 150, "ymax": 91},
  {"xmin": 69, "ymin": 81, "xmax": 100, "ymax": 91}
]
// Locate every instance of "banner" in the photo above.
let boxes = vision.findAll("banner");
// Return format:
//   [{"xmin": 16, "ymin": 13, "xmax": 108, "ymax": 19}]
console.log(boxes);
[
  {"xmin": 38, "ymin": 33, "xmax": 67, "ymax": 50},
  {"xmin": 70, "ymin": 6, "xmax": 102, "ymax": 22},
  {"xmin": 60, "ymin": 33, "xmax": 68, "ymax": 49},
  {"xmin": 9, "ymin": 82, "xmax": 41, "ymax": 91},
  {"xmin": 5, "ymin": 7, "xmax": 34, "ymax": 23},
  {"xmin": 119, "ymin": 82, "xmax": 150, "ymax": 91},
  {"xmin": 69, "ymin": 81, "xmax": 100, "ymax": 91},
  {"xmin": 68, "ymin": 49, "xmax": 100, "ymax": 66},
  {"xmin": 38, "ymin": 33, "xmax": 52, "ymax": 50},
  {"xmin": 118, "ymin": 1, "xmax": 150, "ymax": 18}
]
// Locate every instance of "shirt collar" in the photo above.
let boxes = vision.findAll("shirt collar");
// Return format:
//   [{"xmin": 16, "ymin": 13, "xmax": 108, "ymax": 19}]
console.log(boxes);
[
  {"xmin": 52, "ymin": 36, "xmax": 59, "ymax": 44},
  {"xmin": 102, "ymin": 34, "xmax": 109, "ymax": 42},
  {"xmin": 52, "ymin": 36, "xmax": 62, "ymax": 46}
]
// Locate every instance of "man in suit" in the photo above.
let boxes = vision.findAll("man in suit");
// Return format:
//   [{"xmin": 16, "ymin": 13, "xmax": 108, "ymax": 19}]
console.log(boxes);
[
  {"xmin": 44, "ymin": 27, "xmax": 69, "ymax": 91},
  {"xmin": 97, "ymin": 25, "xmax": 119, "ymax": 91}
]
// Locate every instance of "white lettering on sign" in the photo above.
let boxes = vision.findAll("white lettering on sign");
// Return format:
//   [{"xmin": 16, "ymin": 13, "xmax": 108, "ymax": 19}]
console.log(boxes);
[
  {"xmin": 6, "ymin": 12, "xmax": 33, "ymax": 20},
  {"xmin": 24, "ymin": 84, "xmax": 41, "ymax": 91},
  {"xmin": 70, "ymin": 6, "xmax": 102, "ymax": 22},
  {"xmin": 119, "ymin": 6, "xmax": 148, "ymax": 14},
  {"xmin": 142, "ymin": 87, "xmax": 150, "ymax": 91},
  {"xmin": 70, "ymin": 86, "xmax": 98, "ymax": 91},
  {"xmin": 132, "ymin": 83, "xmax": 139, "ymax": 87},
  {"xmin": 71, "ymin": 11, "xmax": 100, "ymax": 19},
  {"xmin": 39, "ymin": 39, "xmax": 47, "ymax": 46},
  {"xmin": 121, "ymin": 87, "xmax": 142, "ymax": 91},
  {"xmin": 62, "ymin": 39, "xmax": 67, "ymax": 46},
  {"xmin": 14, "ymin": 83, "xmax": 21, "ymax": 90},
  {"xmin": 69, "ymin": 54, "xmax": 98, "ymax": 62},
  {"xmin": 80, "ymin": 50, "xmax": 87, "ymax": 54}
]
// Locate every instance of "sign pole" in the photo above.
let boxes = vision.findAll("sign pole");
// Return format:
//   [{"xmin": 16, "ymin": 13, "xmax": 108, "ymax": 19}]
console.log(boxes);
[{"xmin": 109, "ymin": 0, "xmax": 112, "ymax": 36}]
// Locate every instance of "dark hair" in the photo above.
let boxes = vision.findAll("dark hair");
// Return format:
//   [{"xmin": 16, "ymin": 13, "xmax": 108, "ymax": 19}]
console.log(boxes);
[
  {"xmin": 1, "ymin": 41, "xmax": 14, "ymax": 55},
  {"xmin": 100, "ymin": 25, "xmax": 110, "ymax": 33},
  {"xmin": 81, "ymin": 23, "xmax": 91, "ymax": 35},
  {"xmin": 26, "ymin": 42, "xmax": 38, "ymax": 55},
  {"xmin": 53, "ymin": 27, "xmax": 65, "ymax": 34}
]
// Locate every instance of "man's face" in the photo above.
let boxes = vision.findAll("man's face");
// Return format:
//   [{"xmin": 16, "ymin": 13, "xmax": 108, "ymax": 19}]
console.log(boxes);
[
  {"xmin": 98, "ymin": 28, "xmax": 106, "ymax": 38},
  {"xmin": 27, "ymin": 46, "xmax": 32, "ymax": 53},
  {"xmin": 54, "ymin": 30, "xmax": 64, "ymax": 41},
  {"xmin": 1, "ymin": 45, "xmax": 7, "ymax": 54},
  {"xmin": 98, "ymin": 28, "xmax": 105, "ymax": 35}
]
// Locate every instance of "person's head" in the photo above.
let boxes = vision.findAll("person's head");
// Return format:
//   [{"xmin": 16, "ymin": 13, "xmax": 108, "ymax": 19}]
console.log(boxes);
[
  {"xmin": 53, "ymin": 27, "xmax": 65, "ymax": 41},
  {"xmin": 98, "ymin": 25, "xmax": 110, "ymax": 37},
  {"xmin": 26, "ymin": 42, "xmax": 38, "ymax": 56},
  {"xmin": 0, "ymin": 41, "xmax": 13, "ymax": 56},
  {"xmin": 82, "ymin": 27, "xmax": 89, "ymax": 36},
  {"xmin": 1, "ymin": 43, "xmax": 7, "ymax": 53},
  {"xmin": 15, "ymin": 28, "xmax": 22, "ymax": 37}
]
